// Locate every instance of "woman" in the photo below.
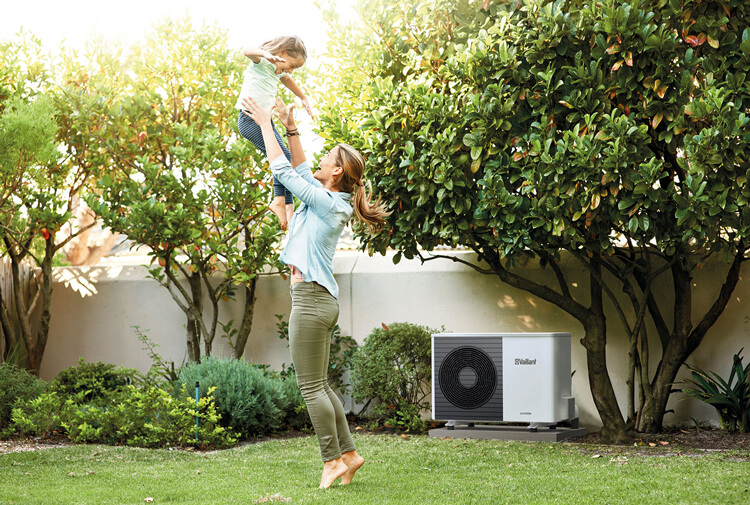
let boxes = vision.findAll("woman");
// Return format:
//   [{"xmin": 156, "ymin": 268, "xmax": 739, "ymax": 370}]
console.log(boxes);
[{"xmin": 241, "ymin": 95, "xmax": 389, "ymax": 488}]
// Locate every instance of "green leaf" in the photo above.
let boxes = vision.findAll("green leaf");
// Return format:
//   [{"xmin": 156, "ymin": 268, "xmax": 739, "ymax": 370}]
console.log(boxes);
[
  {"xmin": 463, "ymin": 133, "xmax": 477, "ymax": 147},
  {"xmin": 640, "ymin": 215, "xmax": 650, "ymax": 231}
]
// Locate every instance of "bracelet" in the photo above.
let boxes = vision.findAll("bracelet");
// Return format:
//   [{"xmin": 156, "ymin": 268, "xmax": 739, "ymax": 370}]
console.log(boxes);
[{"xmin": 286, "ymin": 130, "xmax": 299, "ymax": 137}]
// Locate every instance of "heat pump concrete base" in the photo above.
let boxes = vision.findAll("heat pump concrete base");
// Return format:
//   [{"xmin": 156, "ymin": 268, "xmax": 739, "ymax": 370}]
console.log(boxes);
[{"xmin": 429, "ymin": 424, "xmax": 588, "ymax": 442}]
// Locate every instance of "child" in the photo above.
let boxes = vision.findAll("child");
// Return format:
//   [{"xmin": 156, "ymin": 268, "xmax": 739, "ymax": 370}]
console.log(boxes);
[{"xmin": 236, "ymin": 35, "xmax": 314, "ymax": 230}]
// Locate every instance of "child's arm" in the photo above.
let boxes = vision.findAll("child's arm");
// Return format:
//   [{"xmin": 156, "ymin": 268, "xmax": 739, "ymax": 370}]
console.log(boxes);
[
  {"xmin": 241, "ymin": 46, "xmax": 285, "ymax": 65},
  {"xmin": 280, "ymin": 74, "xmax": 315, "ymax": 119}
]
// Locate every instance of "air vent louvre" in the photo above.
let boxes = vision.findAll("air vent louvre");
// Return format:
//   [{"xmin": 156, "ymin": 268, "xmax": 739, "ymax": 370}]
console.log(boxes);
[{"xmin": 438, "ymin": 346, "xmax": 497, "ymax": 410}]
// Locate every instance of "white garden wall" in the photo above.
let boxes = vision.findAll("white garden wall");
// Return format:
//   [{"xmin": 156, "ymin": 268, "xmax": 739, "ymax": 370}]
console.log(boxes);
[{"xmin": 39, "ymin": 250, "xmax": 750, "ymax": 431}]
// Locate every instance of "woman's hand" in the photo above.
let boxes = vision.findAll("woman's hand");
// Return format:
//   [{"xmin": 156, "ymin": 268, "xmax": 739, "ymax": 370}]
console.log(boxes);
[
  {"xmin": 274, "ymin": 97, "xmax": 297, "ymax": 131},
  {"xmin": 241, "ymin": 96, "xmax": 273, "ymax": 126}
]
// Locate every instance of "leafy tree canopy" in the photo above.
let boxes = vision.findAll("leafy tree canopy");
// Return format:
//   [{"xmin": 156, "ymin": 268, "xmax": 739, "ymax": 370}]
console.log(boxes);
[{"xmin": 318, "ymin": 0, "xmax": 750, "ymax": 438}]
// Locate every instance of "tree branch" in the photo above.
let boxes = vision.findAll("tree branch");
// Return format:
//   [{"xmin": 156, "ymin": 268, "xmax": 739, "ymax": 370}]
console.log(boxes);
[
  {"xmin": 537, "ymin": 249, "xmax": 571, "ymax": 298},
  {"xmin": 416, "ymin": 250, "xmax": 495, "ymax": 275},
  {"xmin": 627, "ymin": 252, "xmax": 673, "ymax": 350},
  {"xmin": 466, "ymin": 247, "xmax": 592, "ymax": 323},
  {"xmin": 687, "ymin": 243, "xmax": 747, "ymax": 353},
  {"xmin": 569, "ymin": 251, "xmax": 634, "ymax": 340}
]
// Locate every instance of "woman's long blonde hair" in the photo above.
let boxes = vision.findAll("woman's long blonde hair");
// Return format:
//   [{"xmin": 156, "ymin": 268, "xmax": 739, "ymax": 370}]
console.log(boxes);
[
  {"xmin": 260, "ymin": 36, "xmax": 307, "ymax": 60},
  {"xmin": 334, "ymin": 144, "xmax": 391, "ymax": 234}
]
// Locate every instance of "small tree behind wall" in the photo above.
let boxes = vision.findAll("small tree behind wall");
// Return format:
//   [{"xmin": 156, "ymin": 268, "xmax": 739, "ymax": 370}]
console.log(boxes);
[
  {"xmin": 84, "ymin": 18, "xmax": 286, "ymax": 362},
  {"xmin": 0, "ymin": 34, "xmax": 101, "ymax": 372}
]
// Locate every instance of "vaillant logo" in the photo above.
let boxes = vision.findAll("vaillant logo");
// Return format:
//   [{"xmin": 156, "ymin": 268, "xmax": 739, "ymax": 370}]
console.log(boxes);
[{"xmin": 515, "ymin": 358, "xmax": 537, "ymax": 365}]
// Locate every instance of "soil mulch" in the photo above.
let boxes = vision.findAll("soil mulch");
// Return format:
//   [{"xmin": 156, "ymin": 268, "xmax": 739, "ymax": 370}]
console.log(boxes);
[
  {"xmin": 571, "ymin": 428, "xmax": 750, "ymax": 452},
  {"xmin": 2, "ymin": 426, "xmax": 749, "ymax": 457},
  {"xmin": 0, "ymin": 434, "xmax": 73, "ymax": 455}
]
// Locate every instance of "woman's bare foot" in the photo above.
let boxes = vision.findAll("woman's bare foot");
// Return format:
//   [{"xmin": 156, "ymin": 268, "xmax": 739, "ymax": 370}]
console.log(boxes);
[
  {"xmin": 319, "ymin": 458, "xmax": 348, "ymax": 489},
  {"xmin": 269, "ymin": 197, "xmax": 288, "ymax": 230},
  {"xmin": 340, "ymin": 451, "xmax": 364, "ymax": 485}
]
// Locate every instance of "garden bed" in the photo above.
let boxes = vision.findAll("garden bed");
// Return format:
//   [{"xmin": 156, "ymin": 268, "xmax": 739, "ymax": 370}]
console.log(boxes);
[
  {"xmin": 572, "ymin": 428, "xmax": 750, "ymax": 452},
  {"xmin": 5, "ymin": 423, "xmax": 748, "ymax": 456}
]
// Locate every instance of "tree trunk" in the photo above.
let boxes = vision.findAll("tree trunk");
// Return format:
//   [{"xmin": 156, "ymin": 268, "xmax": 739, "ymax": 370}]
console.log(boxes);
[
  {"xmin": 0, "ymin": 287, "xmax": 18, "ymax": 361},
  {"xmin": 637, "ymin": 341, "xmax": 686, "ymax": 432},
  {"xmin": 8, "ymin": 251, "xmax": 35, "ymax": 373},
  {"xmin": 233, "ymin": 276, "xmax": 257, "ymax": 359},
  {"xmin": 636, "ymin": 260, "xmax": 692, "ymax": 433},
  {"xmin": 637, "ymin": 249, "xmax": 745, "ymax": 432},
  {"xmin": 186, "ymin": 271, "xmax": 203, "ymax": 362},
  {"xmin": 582, "ymin": 260, "xmax": 628, "ymax": 442},
  {"xmin": 28, "ymin": 238, "xmax": 54, "ymax": 373},
  {"xmin": 626, "ymin": 331, "xmax": 637, "ymax": 423}
]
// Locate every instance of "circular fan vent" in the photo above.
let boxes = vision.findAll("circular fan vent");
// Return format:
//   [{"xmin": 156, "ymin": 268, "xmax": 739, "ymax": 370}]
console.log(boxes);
[{"xmin": 438, "ymin": 346, "xmax": 497, "ymax": 410}]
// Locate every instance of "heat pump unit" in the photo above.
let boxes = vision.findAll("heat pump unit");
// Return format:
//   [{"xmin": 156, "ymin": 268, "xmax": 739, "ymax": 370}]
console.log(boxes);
[{"xmin": 432, "ymin": 333, "xmax": 576, "ymax": 425}]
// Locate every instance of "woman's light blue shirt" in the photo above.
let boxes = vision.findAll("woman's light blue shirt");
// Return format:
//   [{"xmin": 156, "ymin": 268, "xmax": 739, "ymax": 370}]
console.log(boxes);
[{"xmin": 270, "ymin": 154, "xmax": 352, "ymax": 299}]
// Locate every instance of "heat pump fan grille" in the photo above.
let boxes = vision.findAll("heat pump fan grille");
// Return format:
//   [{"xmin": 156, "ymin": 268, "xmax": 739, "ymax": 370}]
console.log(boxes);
[{"xmin": 439, "ymin": 346, "xmax": 497, "ymax": 410}]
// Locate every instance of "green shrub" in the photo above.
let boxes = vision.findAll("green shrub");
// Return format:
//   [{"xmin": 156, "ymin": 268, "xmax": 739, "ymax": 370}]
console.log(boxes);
[
  {"xmin": 50, "ymin": 358, "xmax": 139, "ymax": 403},
  {"xmin": 61, "ymin": 401, "xmax": 115, "ymax": 444},
  {"xmin": 177, "ymin": 357, "xmax": 289, "ymax": 438},
  {"xmin": 11, "ymin": 391, "xmax": 65, "ymax": 438},
  {"xmin": 253, "ymin": 366, "xmax": 311, "ymax": 432},
  {"xmin": 106, "ymin": 385, "xmax": 236, "ymax": 449},
  {"xmin": 11, "ymin": 385, "xmax": 236, "ymax": 449},
  {"xmin": 350, "ymin": 322, "xmax": 436, "ymax": 433},
  {"xmin": 680, "ymin": 348, "xmax": 750, "ymax": 433},
  {"xmin": 384, "ymin": 400, "xmax": 427, "ymax": 434},
  {"xmin": 0, "ymin": 362, "xmax": 46, "ymax": 438}
]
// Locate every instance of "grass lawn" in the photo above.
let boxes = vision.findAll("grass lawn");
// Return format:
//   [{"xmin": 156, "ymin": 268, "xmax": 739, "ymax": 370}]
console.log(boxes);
[{"xmin": 1, "ymin": 433, "xmax": 748, "ymax": 505}]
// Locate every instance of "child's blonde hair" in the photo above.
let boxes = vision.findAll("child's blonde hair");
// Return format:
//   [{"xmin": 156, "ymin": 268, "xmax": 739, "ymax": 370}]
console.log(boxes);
[{"xmin": 260, "ymin": 36, "xmax": 307, "ymax": 61}]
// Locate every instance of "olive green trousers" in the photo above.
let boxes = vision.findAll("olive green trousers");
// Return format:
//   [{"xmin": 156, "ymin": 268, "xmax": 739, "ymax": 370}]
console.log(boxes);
[{"xmin": 289, "ymin": 282, "xmax": 356, "ymax": 461}]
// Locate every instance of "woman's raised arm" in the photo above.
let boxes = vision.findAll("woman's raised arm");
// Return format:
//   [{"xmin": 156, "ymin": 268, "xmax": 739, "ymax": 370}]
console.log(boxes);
[{"xmin": 273, "ymin": 97, "xmax": 306, "ymax": 167}]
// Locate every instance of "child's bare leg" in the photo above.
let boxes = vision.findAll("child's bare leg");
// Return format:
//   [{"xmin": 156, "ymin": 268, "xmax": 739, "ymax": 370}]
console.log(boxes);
[
  {"xmin": 269, "ymin": 195, "xmax": 288, "ymax": 230},
  {"xmin": 285, "ymin": 203, "xmax": 294, "ymax": 224}
]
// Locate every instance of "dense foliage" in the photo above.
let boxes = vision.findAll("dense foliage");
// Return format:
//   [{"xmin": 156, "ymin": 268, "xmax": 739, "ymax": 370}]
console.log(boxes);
[
  {"xmin": 318, "ymin": 0, "xmax": 750, "ymax": 439},
  {"xmin": 177, "ymin": 357, "xmax": 309, "ymax": 438},
  {"xmin": 1, "ymin": 19, "xmax": 290, "ymax": 368},
  {"xmin": 350, "ymin": 322, "xmax": 436, "ymax": 433},
  {"xmin": 49, "ymin": 358, "xmax": 138, "ymax": 403},
  {"xmin": 680, "ymin": 348, "xmax": 750, "ymax": 433},
  {"xmin": 4, "ymin": 350, "xmax": 304, "ymax": 446},
  {"xmin": 0, "ymin": 362, "xmax": 46, "ymax": 436},
  {"xmin": 11, "ymin": 386, "xmax": 236, "ymax": 449}
]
